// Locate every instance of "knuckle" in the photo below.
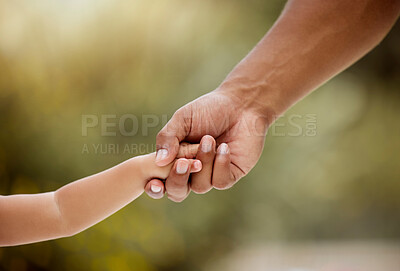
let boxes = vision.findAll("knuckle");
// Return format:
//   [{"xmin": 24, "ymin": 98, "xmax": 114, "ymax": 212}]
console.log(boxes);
[
  {"xmin": 168, "ymin": 175, "xmax": 189, "ymax": 188},
  {"xmin": 175, "ymin": 108, "xmax": 192, "ymax": 127},
  {"xmin": 166, "ymin": 179, "xmax": 189, "ymax": 195},
  {"xmin": 157, "ymin": 125, "xmax": 177, "ymax": 141},
  {"xmin": 156, "ymin": 137, "xmax": 167, "ymax": 149},
  {"xmin": 198, "ymin": 151, "xmax": 215, "ymax": 162},
  {"xmin": 215, "ymin": 157, "xmax": 229, "ymax": 166},
  {"xmin": 174, "ymin": 107, "xmax": 190, "ymax": 118},
  {"xmin": 166, "ymin": 182, "xmax": 186, "ymax": 191},
  {"xmin": 174, "ymin": 108, "xmax": 184, "ymax": 117},
  {"xmin": 156, "ymin": 129, "xmax": 169, "ymax": 142}
]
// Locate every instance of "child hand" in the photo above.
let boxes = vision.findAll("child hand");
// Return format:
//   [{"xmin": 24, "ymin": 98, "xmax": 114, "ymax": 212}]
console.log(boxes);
[{"xmin": 143, "ymin": 143, "xmax": 202, "ymax": 199}]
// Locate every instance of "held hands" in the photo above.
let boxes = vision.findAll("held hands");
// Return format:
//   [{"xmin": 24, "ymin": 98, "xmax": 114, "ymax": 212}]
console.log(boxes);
[
  {"xmin": 144, "ymin": 0, "xmax": 400, "ymax": 203},
  {"xmin": 144, "ymin": 90, "xmax": 270, "ymax": 202}
]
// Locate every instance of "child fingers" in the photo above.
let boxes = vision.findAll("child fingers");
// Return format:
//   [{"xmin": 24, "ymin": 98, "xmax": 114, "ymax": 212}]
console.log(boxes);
[
  {"xmin": 212, "ymin": 143, "xmax": 234, "ymax": 190},
  {"xmin": 188, "ymin": 159, "xmax": 202, "ymax": 173},
  {"xmin": 177, "ymin": 143, "xmax": 200, "ymax": 159},
  {"xmin": 190, "ymin": 135, "xmax": 216, "ymax": 194},
  {"xmin": 144, "ymin": 179, "xmax": 165, "ymax": 199},
  {"xmin": 144, "ymin": 158, "xmax": 200, "ymax": 201}
]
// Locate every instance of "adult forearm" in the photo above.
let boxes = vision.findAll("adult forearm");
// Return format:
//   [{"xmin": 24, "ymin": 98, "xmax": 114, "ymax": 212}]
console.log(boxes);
[{"xmin": 219, "ymin": 0, "xmax": 400, "ymax": 122}]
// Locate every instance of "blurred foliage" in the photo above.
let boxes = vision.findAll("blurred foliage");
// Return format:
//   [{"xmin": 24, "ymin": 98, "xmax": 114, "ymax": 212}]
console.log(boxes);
[{"xmin": 0, "ymin": 0, "xmax": 399, "ymax": 270}]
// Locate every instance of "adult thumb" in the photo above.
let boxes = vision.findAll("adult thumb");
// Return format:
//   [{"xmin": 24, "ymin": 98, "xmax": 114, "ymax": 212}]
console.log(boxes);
[{"xmin": 155, "ymin": 108, "xmax": 191, "ymax": 166}]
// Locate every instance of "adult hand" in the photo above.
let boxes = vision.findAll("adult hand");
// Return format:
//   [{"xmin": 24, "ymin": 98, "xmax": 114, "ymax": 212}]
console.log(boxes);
[
  {"xmin": 144, "ymin": 0, "xmax": 400, "ymax": 202},
  {"xmin": 145, "ymin": 90, "xmax": 270, "ymax": 202}
]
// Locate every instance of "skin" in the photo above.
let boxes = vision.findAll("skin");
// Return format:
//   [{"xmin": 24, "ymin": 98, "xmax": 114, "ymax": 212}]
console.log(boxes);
[
  {"xmin": 0, "ymin": 144, "xmax": 201, "ymax": 247},
  {"xmin": 145, "ymin": 0, "xmax": 400, "ymax": 202}
]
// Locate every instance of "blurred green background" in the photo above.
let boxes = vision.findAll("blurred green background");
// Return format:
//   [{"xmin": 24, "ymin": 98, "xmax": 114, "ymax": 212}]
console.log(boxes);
[{"xmin": 0, "ymin": 0, "xmax": 399, "ymax": 270}]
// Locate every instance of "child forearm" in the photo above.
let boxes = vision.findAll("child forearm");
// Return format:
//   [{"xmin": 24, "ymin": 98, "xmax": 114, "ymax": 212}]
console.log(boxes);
[
  {"xmin": 0, "ymin": 144, "xmax": 200, "ymax": 247},
  {"xmin": 0, "ymin": 154, "xmax": 160, "ymax": 246},
  {"xmin": 0, "ymin": 192, "xmax": 65, "ymax": 246},
  {"xmin": 54, "ymin": 156, "xmax": 148, "ymax": 237}
]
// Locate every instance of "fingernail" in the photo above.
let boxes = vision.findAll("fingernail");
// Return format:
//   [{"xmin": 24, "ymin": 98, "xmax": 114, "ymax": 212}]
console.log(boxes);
[
  {"xmin": 156, "ymin": 149, "xmax": 168, "ymax": 162},
  {"xmin": 201, "ymin": 138, "xmax": 212, "ymax": 153},
  {"xmin": 176, "ymin": 160, "xmax": 189, "ymax": 174},
  {"xmin": 193, "ymin": 160, "xmax": 202, "ymax": 170},
  {"xmin": 218, "ymin": 143, "xmax": 229, "ymax": 154},
  {"xmin": 151, "ymin": 184, "xmax": 162, "ymax": 193}
]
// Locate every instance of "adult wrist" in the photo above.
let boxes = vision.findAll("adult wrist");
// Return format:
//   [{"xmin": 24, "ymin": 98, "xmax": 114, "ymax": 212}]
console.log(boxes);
[{"xmin": 216, "ymin": 80, "xmax": 279, "ymax": 128}]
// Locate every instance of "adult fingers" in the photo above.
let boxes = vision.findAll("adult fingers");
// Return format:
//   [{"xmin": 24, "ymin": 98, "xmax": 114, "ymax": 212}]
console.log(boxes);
[
  {"xmin": 212, "ymin": 143, "xmax": 234, "ymax": 190},
  {"xmin": 165, "ymin": 158, "xmax": 199, "ymax": 202},
  {"xmin": 144, "ymin": 158, "xmax": 201, "ymax": 199},
  {"xmin": 156, "ymin": 108, "xmax": 192, "ymax": 166},
  {"xmin": 190, "ymin": 135, "xmax": 216, "ymax": 194}
]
